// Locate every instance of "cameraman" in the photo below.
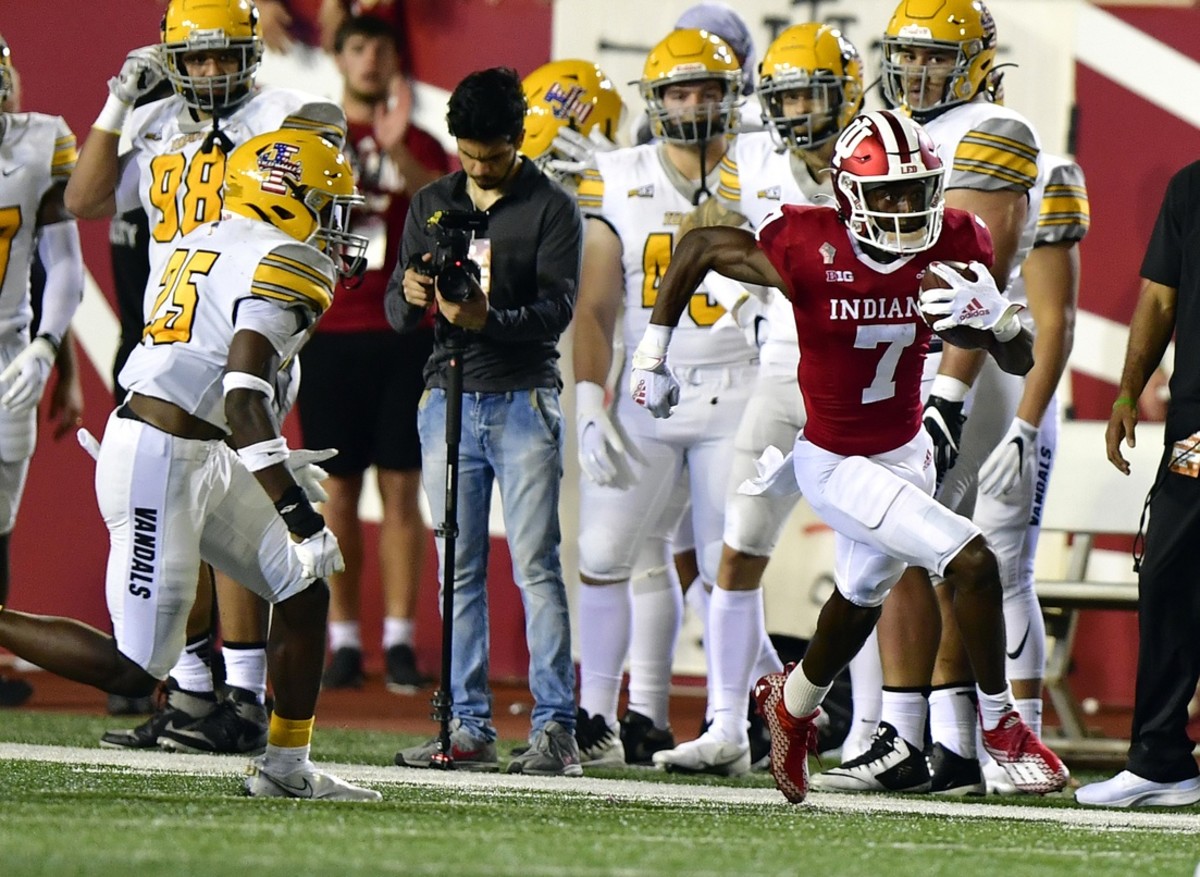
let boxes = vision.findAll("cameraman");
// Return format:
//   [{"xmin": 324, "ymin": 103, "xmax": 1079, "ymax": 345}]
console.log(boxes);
[{"xmin": 385, "ymin": 67, "xmax": 584, "ymax": 776}]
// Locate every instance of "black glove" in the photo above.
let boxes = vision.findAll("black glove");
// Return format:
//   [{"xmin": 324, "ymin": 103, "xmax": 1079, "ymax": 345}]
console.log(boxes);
[{"xmin": 923, "ymin": 395, "xmax": 966, "ymax": 490}]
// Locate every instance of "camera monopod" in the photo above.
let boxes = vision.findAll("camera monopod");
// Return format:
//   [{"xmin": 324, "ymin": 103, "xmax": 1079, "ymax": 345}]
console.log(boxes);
[{"xmin": 429, "ymin": 326, "xmax": 467, "ymax": 769}]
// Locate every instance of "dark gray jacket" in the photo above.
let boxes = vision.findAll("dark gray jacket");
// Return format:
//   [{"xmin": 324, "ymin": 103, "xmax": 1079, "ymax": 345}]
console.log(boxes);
[{"xmin": 385, "ymin": 159, "xmax": 583, "ymax": 392}]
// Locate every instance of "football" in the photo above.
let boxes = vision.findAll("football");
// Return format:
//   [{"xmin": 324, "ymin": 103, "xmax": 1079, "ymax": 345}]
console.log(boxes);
[{"xmin": 919, "ymin": 261, "xmax": 995, "ymax": 350}]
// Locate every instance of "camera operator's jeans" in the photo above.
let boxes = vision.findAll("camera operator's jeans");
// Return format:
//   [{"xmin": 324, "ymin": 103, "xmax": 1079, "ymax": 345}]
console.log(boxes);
[{"xmin": 418, "ymin": 387, "xmax": 575, "ymax": 742}]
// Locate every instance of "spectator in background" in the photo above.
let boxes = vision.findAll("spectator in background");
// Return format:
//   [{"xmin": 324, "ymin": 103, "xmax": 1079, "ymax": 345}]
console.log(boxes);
[
  {"xmin": 318, "ymin": 0, "xmax": 405, "ymax": 55},
  {"xmin": 299, "ymin": 14, "xmax": 449, "ymax": 692}
]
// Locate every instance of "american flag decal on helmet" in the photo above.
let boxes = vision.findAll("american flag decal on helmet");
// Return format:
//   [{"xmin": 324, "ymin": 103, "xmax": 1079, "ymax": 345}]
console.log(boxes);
[
  {"xmin": 257, "ymin": 142, "xmax": 302, "ymax": 195},
  {"xmin": 544, "ymin": 82, "xmax": 594, "ymax": 124}
]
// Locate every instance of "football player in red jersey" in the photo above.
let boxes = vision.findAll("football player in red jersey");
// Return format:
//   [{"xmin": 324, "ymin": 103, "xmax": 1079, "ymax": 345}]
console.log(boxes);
[{"xmin": 626, "ymin": 109, "xmax": 1067, "ymax": 804}]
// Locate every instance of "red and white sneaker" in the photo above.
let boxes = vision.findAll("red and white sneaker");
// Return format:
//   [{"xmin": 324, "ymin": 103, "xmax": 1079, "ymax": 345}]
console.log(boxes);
[
  {"xmin": 753, "ymin": 667, "xmax": 820, "ymax": 803},
  {"xmin": 980, "ymin": 710, "xmax": 1069, "ymax": 794}
]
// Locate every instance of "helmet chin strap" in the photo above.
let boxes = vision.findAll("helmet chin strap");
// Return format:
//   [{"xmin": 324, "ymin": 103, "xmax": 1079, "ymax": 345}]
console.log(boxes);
[{"xmin": 201, "ymin": 112, "xmax": 234, "ymax": 154}]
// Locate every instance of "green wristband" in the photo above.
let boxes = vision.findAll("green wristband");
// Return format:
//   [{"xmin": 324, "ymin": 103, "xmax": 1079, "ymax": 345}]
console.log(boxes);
[{"xmin": 1112, "ymin": 396, "xmax": 1136, "ymax": 411}]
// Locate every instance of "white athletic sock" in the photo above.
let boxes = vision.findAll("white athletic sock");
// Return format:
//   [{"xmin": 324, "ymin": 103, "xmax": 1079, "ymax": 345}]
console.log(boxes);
[
  {"xmin": 844, "ymin": 627, "xmax": 883, "ymax": 760},
  {"xmin": 383, "ymin": 616, "xmax": 415, "ymax": 650},
  {"xmin": 880, "ymin": 688, "xmax": 927, "ymax": 748},
  {"xmin": 264, "ymin": 742, "xmax": 310, "ymax": 771},
  {"xmin": 784, "ymin": 663, "xmax": 830, "ymax": 718},
  {"xmin": 929, "ymin": 686, "xmax": 978, "ymax": 758},
  {"xmin": 328, "ymin": 620, "xmax": 362, "ymax": 652},
  {"xmin": 751, "ymin": 627, "xmax": 784, "ymax": 679},
  {"xmin": 977, "ymin": 683, "xmax": 1016, "ymax": 731},
  {"xmin": 626, "ymin": 564, "xmax": 682, "ymax": 730},
  {"xmin": 708, "ymin": 588, "xmax": 763, "ymax": 745},
  {"xmin": 577, "ymin": 581, "xmax": 632, "ymax": 725},
  {"xmin": 222, "ymin": 643, "xmax": 267, "ymax": 702},
  {"xmin": 171, "ymin": 637, "xmax": 214, "ymax": 694},
  {"xmin": 1014, "ymin": 696, "xmax": 1043, "ymax": 736}
]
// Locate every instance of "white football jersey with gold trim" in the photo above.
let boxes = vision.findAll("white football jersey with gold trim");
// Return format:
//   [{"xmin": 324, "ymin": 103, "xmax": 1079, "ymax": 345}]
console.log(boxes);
[{"xmin": 119, "ymin": 215, "xmax": 335, "ymax": 432}]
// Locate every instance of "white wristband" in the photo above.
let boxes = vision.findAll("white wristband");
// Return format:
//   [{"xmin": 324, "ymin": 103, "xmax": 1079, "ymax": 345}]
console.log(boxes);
[
  {"xmin": 930, "ymin": 374, "xmax": 971, "ymax": 403},
  {"xmin": 93, "ymin": 93, "xmax": 131, "ymax": 135},
  {"xmin": 237, "ymin": 436, "xmax": 290, "ymax": 472},
  {"xmin": 991, "ymin": 306, "xmax": 1024, "ymax": 343},
  {"xmin": 637, "ymin": 323, "xmax": 674, "ymax": 359},
  {"xmin": 222, "ymin": 370, "xmax": 276, "ymax": 402}
]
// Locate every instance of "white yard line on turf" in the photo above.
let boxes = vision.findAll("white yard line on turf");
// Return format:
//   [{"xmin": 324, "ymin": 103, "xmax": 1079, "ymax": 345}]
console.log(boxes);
[{"xmin": 2, "ymin": 742, "xmax": 1197, "ymax": 832}]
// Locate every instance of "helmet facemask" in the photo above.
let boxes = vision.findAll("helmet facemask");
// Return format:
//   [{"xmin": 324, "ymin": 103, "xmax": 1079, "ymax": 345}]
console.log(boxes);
[
  {"xmin": 301, "ymin": 187, "xmax": 369, "ymax": 281},
  {"xmin": 0, "ymin": 42, "xmax": 13, "ymax": 109},
  {"xmin": 165, "ymin": 40, "xmax": 260, "ymax": 114},
  {"xmin": 839, "ymin": 173, "xmax": 945, "ymax": 254},
  {"xmin": 882, "ymin": 35, "xmax": 985, "ymax": 120},
  {"xmin": 644, "ymin": 77, "xmax": 740, "ymax": 145},
  {"xmin": 760, "ymin": 75, "xmax": 849, "ymax": 153}
]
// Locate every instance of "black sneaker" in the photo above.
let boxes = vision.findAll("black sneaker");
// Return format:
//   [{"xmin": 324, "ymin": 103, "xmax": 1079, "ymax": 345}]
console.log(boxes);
[
  {"xmin": 575, "ymin": 707, "xmax": 625, "ymax": 767},
  {"xmin": 0, "ymin": 674, "xmax": 32, "ymax": 707},
  {"xmin": 619, "ymin": 709, "xmax": 675, "ymax": 766},
  {"xmin": 809, "ymin": 721, "xmax": 931, "ymax": 793},
  {"xmin": 384, "ymin": 644, "xmax": 428, "ymax": 693},
  {"xmin": 323, "ymin": 647, "xmax": 365, "ymax": 689},
  {"xmin": 927, "ymin": 742, "xmax": 986, "ymax": 795},
  {"xmin": 99, "ymin": 679, "xmax": 215, "ymax": 750},
  {"xmin": 158, "ymin": 685, "xmax": 268, "ymax": 754}
]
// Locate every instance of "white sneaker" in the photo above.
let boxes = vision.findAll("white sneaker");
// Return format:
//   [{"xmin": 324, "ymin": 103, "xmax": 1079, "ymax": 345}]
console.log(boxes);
[
  {"xmin": 244, "ymin": 756, "xmax": 382, "ymax": 802},
  {"xmin": 1075, "ymin": 770, "xmax": 1200, "ymax": 808},
  {"xmin": 651, "ymin": 732, "xmax": 750, "ymax": 777},
  {"xmin": 810, "ymin": 722, "xmax": 930, "ymax": 793}
]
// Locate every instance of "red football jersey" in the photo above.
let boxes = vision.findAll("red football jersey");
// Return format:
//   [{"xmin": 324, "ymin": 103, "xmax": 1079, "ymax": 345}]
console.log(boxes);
[{"xmin": 756, "ymin": 205, "xmax": 994, "ymax": 456}]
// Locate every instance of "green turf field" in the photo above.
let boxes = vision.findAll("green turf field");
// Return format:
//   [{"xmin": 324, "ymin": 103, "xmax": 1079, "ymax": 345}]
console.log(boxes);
[{"xmin": 1, "ymin": 711, "xmax": 1197, "ymax": 877}]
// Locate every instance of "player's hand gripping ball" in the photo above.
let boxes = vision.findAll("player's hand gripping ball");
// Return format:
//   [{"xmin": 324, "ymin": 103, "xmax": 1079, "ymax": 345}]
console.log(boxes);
[{"xmin": 919, "ymin": 261, "xmax": 997, "ymax": 351}]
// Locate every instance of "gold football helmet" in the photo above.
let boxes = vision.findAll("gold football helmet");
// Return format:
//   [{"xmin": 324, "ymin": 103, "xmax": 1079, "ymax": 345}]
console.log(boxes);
[
  {"xmin": 638, "ymin": 28, "xmax": 742, "ymax": 144},
  {"xmin": 521, "ymin": 60, "xmax": 624, "ymax": 167},
  {"xmin": 161, "ymin": 0, "xmax": 262, "ymax": 113},
  {"xmin": 882, "ymin": 0, "xmax": 997, "ymax": 120},
  {"xmin": 758, "ymin": 23, "xmax": 864, "ymax": 154},
  {"xmin": 224, "ymin": 130, "xmax": 368, "ymax": 278}
]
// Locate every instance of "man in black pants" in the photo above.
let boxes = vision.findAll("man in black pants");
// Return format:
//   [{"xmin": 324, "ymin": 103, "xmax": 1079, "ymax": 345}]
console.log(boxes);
[
  {"xmin": 1078, "ymin": 161, "xmax": 1200, "ymax": 808},
  {"xmin": 386, "ymin": 67, "xmax": 583, "ymax": 776}
]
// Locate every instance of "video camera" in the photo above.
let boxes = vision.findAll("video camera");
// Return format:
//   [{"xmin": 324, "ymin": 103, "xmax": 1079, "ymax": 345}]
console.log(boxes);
[{"xmin": 412, "ymin": 209, "xmax": 489, "ymax": 303}]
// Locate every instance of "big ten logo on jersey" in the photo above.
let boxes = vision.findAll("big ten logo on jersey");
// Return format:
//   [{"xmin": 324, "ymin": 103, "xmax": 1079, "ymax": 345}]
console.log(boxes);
[
  {"xmin": 468, "ymin": 237, "xmax": 492, "ymax": 295},
  {"xmin": 543, "ymin": 82, "xmax": 595, "ymax": 126},
  {"xmin": 149, "ymin": 138, "xmax": 226, "ymax": 244},
  {"xmin": 639, "ymin": 230, "xmax": 723, "ymax": 328}
]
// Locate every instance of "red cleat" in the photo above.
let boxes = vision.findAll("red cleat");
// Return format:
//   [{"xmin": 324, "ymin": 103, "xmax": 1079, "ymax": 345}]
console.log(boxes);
[
  {"xmin": 980, "ymin": 710, "xmax": 1069, "ymax": 794},
  {"xmin": 753, "ymin": 668, "xmax": 820, "ymax": 803}
]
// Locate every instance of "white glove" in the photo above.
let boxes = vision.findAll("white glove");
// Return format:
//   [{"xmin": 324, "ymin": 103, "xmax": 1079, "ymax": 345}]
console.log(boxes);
[
  {"xmin": 108, "ymin": 46, "xmax": 167, "ymax": 105},
  {"xmin": 629, "ymin": 325, "xmax": 680, "ymax": 419},
  {"xmin": 919, "ymin": 260, "xmax": 1024, "ymax": 337},
  {"xmin": 287, "ymin": 448, "xmax": 338, "ymax": 504},
  {"xmin": 978, "ymin": 418, "xmax": 1038, "ymax": 497},
  {"xmin": 292, "ymin": 526, "xmax": 345, "ymax": 580},
  {"xmin": 575, "ymin": 382, "xmax": 635, "ymax": 489},
  {"xmin": 0, "ymin": 336, "xmax": 56, "ymax": 413},
  {"xmin": 546, "ymin": 126, "xmax": 618, "ymax": 177},
  {"xmin": 77, "ymin": 427, "xmax": 101, "ymax": 461}
]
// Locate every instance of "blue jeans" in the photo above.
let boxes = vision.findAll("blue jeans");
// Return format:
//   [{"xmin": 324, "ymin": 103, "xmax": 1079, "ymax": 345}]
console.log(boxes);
[{"xmin": 418, "ymin": 387, "xmax": 575, "ymax": 742}]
